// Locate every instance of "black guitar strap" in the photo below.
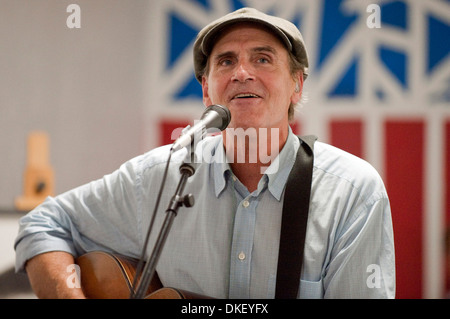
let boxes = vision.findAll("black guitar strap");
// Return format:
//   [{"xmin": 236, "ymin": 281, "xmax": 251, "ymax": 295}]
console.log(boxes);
[{"xmin": 275, "ymin": 135, "xmax": 317, "ymax": 299}]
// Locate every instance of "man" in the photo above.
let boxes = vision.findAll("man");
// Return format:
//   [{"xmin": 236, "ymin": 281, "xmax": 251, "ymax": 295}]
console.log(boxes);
[{"xmin": 15, "ymin": 7, "xmax": 395, "ymax": 299}]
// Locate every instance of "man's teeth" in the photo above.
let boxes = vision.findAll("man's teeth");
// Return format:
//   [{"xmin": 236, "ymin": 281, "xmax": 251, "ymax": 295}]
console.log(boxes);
[{"xmin": 234, "ymin": 93, "xmax": 259, "ymax": 99}]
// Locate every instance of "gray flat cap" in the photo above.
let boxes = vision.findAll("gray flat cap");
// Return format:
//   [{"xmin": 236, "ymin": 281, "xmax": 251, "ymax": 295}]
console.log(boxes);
[{"xmin": 193, "ymin": 7, "xmax": 309, "ymax": 82}]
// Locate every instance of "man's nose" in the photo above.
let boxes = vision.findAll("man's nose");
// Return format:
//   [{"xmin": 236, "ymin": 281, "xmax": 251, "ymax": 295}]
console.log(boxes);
[{"xmin": 231, "ymin": 62, "xmax": 255, "ymax": 82}]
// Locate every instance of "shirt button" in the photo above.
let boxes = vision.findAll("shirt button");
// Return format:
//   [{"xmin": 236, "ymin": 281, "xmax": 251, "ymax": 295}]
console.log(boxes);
[
  {"xmin": 242, "ymin": 200, "xmax": 249, "ymax": 208},
  {"xmin": 238, "ymin": 251, "xmax": 246, "ymax": 261}
]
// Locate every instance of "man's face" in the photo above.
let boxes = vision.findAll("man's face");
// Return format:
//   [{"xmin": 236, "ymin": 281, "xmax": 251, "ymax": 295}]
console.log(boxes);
[{"xmin": 201, "ymin": 24, "xmax": 302, "ymax": 133}]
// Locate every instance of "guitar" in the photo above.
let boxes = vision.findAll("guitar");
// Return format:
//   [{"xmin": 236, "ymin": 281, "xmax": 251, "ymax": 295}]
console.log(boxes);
[{"xmin": 76, "ymin": 251, "xmax": 211, "ymax": 299}]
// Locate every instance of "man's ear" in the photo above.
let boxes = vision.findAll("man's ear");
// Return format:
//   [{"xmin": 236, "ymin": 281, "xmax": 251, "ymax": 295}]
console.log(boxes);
[
  {"xmin": 202, "ymin": 76, "xmax": 212, "ymax": 106},
  {"xmin": 291, "ymin": 72, "xmax": 304, "ymax": 105}
]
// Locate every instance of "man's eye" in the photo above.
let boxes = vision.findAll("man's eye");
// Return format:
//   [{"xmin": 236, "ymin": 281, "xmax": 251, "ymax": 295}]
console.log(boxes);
[
  {"xmin": 220, "ymin": 59, "xmax": 233, "ymax": 66},
  {"xmin": 257, "ymin": 57, "xmax": 270, "ymax": 64}
]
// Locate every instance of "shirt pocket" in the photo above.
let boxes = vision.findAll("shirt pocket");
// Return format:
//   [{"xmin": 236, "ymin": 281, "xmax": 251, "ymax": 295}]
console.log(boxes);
[{"xmin": 299, "ymin": 278, "xmax": 324, "ymax": 299}]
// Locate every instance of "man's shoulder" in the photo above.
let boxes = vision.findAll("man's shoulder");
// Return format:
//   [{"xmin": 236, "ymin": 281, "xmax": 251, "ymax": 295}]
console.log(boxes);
[{"xmin": 313, "ymin": 141, "xmax": 385, "ymax": 194}]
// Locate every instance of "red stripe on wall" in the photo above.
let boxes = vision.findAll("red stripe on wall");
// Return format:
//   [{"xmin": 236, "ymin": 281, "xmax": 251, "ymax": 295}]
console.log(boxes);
[
  {"xmin": 445, "ymin": 120, "xmax": 450, "ymax": 297},
  {"xmin": 329, "ymin": 119, "xmax": 364, "ymax": 158},
  {"xmin": 446, "ymin": 120, "xmax": 450, "ymax": 229},
  {"xmin": 385, "ymin": 120, "xmax": 424, "ymax": 299},
  {"xmin": 290, "ymin": 121, "xmax": 301, "ymax": 136},
  {"xmin": 159, "ymin": 119, "xmax": 191, "ymax": 146}
]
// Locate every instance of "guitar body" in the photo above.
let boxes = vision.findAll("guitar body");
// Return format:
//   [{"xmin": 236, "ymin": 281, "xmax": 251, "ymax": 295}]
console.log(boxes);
[{"xmin": 76, "ymin": 251, "xmax": 210, "ymax": 299}]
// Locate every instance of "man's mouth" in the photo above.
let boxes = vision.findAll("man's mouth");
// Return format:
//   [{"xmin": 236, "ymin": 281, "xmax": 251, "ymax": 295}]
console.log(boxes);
[{"xmin": 232, "ymin": 93, "xmax": 261, "ymax": 100}]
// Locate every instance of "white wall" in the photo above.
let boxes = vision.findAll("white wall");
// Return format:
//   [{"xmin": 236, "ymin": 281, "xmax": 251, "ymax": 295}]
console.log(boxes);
[{"xmin": 0, "ymin": 0, "xmax": 153, "ymax": 209}]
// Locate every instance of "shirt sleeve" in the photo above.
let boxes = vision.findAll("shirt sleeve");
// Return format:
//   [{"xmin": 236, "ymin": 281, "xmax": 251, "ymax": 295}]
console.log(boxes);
[
  {"xmin": 302, "ymin": 142, "xmax": 396, "ymax": 299},
  {"xmin": 14, "ymin": 155, "xmax": 144, "ymax": 273},
  {"xmin": 322, "ymin": 187, "xmax": 395, "ymax": 298}
]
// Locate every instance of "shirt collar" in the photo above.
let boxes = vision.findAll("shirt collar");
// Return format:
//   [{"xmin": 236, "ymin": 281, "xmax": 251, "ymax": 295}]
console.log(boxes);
[
  {"xmin": 265, "ymin": 127, "xmax": 299, "ymax": 200},
  {"xmin": 212, "ymin": 127, "xmax": 300, "ymax": 200},
  {"xmin": 213, "ymin": 139, "xmax": 229, "ymax": 197}
]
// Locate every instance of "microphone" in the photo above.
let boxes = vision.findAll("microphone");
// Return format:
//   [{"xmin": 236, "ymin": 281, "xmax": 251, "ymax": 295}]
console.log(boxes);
[{"xmin": 171, "ymin": 104, "xmax": 231, "ymax": 152}]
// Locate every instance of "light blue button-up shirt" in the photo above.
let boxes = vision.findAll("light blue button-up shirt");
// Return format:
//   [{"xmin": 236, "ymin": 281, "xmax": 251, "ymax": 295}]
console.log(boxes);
[{"xmin": 15, "ymin": 129, "xmax": 395, "ymax": 298}]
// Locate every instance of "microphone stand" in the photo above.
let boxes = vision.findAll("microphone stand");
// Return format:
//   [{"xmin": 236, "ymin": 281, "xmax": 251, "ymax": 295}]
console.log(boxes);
[{"xmin": 132, "ymin": 148, "xmax": 196, "ymax": 299}]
